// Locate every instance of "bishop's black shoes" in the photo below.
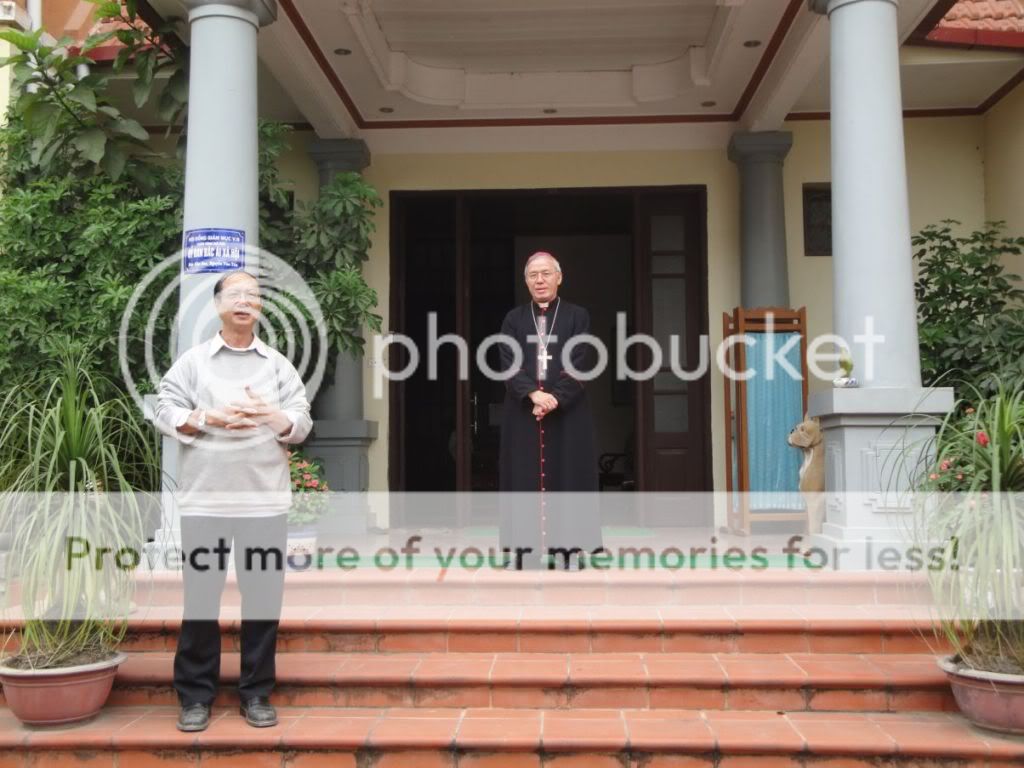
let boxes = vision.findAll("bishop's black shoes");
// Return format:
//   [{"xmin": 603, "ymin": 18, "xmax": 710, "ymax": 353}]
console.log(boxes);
[
  {"xmin": 176, "ymin": 702, "xmax": 211, "ymax": 732},
  {"xmin": 240, "ymin": 696, "xmax": 279, "ymax": 727}
]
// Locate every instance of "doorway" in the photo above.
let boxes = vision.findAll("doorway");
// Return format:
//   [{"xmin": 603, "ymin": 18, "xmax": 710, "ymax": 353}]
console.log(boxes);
[{"xmin": 389, "ymin": 187, "xmax": 711, "ymax": 519}]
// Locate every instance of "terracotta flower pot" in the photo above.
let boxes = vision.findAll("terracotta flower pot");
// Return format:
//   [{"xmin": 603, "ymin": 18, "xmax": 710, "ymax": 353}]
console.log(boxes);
[
  {"xmin": 0, "ymin": 652, "xmax": 127, "ymax": 726},
  {"xmin": 938, "ymin": 655, "xmax": 1024, "ymax": 735}
]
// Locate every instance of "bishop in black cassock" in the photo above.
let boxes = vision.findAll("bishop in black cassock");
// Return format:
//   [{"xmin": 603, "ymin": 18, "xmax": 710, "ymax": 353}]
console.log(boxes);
[{"xmin": 497, "ymin": 251, "xmax": 602, "ymax": 569}]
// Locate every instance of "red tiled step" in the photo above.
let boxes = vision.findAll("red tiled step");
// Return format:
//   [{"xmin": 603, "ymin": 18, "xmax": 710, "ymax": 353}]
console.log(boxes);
[
  {"xmin": 104, "ymin": 606, "xmax": 951, "ymax": 656},
  {"xmin": 88, "ymin": 650, "xmax": 956, "ymax": 713},
  {"xmin": 0, "ymin": 706, "xmax": 1021, "ymax": 766},
  {"xmin": 121, "ymin": 569, "xmax": 941, "ymax": 608}
]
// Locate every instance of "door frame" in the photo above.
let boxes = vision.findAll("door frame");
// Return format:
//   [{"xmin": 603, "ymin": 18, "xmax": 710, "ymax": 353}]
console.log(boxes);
[{"xmin": 389, "ymin": 185, "xmax": 712, "ymax": 497}]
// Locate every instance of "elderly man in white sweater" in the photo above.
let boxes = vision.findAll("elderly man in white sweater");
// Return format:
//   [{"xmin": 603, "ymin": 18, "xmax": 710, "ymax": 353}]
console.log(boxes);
[{"xmin": 156, "ymin": 270, "xmax": 312, "ymax": 733}]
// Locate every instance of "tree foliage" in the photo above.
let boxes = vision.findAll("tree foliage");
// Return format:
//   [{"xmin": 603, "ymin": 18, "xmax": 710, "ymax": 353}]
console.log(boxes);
[
  {"xmin": 0, "ymin": 4, "xmax": 381, "ymax": 396},
  {"xmin": 914, "ymin": 221, "xmax": 1024, "ymax": 397}
]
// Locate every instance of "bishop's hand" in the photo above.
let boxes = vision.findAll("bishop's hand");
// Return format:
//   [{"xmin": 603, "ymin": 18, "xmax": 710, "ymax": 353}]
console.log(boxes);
[{"xmin": 530, "ymin": 391, "xmax": 559, "ymax": 421}]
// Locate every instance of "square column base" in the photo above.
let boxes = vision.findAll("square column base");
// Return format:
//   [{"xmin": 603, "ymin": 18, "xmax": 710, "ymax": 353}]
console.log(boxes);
[{"xmin": 807, "ymin": 386, "xmax": 954, "ymax": 570}]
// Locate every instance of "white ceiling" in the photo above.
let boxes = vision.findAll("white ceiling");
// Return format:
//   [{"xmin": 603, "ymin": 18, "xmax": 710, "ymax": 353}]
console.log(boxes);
[
  {"xmin": 372, "ymin": 0, "xmax": 718, "ymax": 73},
  {"xmin": 794, "ymin": 45, "xmax": 1024, "ymax": 113},
  {"xmin": 143, "ymin": 0, "xmax": 1024, "ymax": 138},
  {"xmin": 279, "ymin": 0, "xmax": 788, "ymax": 118}
]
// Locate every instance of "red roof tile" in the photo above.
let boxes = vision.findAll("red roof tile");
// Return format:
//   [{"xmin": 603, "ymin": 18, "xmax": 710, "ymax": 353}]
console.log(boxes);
[{"xmin": 939, "ymin": 0, "xmax": 1024, "ymax": 33}]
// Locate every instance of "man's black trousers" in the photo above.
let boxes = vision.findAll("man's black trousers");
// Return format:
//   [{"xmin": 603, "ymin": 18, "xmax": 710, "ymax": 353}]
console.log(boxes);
[{"xmin": 173, "ymin": 514, "xmax": 288, "ymax": 706}]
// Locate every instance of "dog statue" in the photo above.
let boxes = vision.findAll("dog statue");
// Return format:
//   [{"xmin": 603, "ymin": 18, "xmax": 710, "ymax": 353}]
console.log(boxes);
[{"xmin": 787, "ymin": 414, "xmax": 825, "ymax": 534}]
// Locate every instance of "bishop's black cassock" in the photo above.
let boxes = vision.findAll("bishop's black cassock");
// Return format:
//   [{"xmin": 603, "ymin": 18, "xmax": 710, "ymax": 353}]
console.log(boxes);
[{"xmin": 497, "ymin": 297, "xmax": 602, "ymax": 567}]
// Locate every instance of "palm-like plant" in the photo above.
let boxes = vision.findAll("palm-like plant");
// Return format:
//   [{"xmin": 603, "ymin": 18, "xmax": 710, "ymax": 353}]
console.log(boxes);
[
  {"xmin": 916, "ymin": 384, "xmax": 1024, "ymax": 675},
  {"xmin": 0, "ymin": 346, "xmax": 159, "ymax": 669}
]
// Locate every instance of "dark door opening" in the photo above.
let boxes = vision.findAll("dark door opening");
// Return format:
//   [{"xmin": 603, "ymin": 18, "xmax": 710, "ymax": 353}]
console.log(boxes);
[{"xmin": 390, "ymin": 187, "xmax": 711, "ymax": 523}]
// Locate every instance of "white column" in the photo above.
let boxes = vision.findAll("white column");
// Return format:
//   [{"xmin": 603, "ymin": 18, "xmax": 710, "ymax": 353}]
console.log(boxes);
[
  {"xmin": 148, "ymin": 1, "xmax": 277, "ymax": 567},
  {"xmin": 177, "ymin": 0, "xmax": 277, "ymax": 352},
  {"xmin": 807, "ymin": 0, "xmax": 953, "ymax": 568},
  {"xmin": 812, "ymin": 0, "xmax": 919, "ymax": 387}
]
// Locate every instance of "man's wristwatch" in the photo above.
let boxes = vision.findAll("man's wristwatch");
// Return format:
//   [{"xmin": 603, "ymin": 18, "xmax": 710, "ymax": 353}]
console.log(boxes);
[{"xmin": 197, "ymin": 409, "xmax": 207, "ymax": 430}]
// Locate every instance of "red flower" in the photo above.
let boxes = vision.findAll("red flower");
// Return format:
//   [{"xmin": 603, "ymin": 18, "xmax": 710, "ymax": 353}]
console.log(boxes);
[
  {"xmin": 976, "ymin": 431, "xmax": 990, "ymax": 447},
  {"xmin": 940, "ymin": 460, "xmax": 950, "ymax": 471},
  {"xmin": 311, "ymin": 479, "xmax": 319, "ymax": 488}
]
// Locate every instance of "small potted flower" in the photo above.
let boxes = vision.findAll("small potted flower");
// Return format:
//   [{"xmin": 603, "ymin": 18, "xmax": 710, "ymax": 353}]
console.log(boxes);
[
  {"xmin": 286, "ymin": 449, "xmax": 329, "ymax": 566},
  {"xmin": 915, "ymin": 385, "xmax": 1024, "ymax": 734}
]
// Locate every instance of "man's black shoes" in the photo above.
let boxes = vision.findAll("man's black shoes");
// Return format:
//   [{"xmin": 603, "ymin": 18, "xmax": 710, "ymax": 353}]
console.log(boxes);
[
  {"xmin": 177, "ymin": 702, "xmax": 211, "ymax": 732},
  {"xmin": 240, "ymin": 696, "xmax": 278, "ymax": 727}
]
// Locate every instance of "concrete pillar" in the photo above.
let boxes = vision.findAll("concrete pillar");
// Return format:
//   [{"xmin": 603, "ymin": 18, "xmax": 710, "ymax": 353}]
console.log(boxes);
[
  {"xmin": 148, "ymin": 0, "xmax": 277, "ymax": 563},
  {"xmin": 728, "ymin": 131, "xmax": 793, "ymax": 308},
  {"xmin": 807, "ymin": 0, "xmax": 953, "ymax": 568},
  {"xmin": 811, "ymin": 0, "xmax": 920, "ymax": 388},
  {"xmin": 305, "ymin": 138, "xmax": 377, "ymax": 493},
  {"xmin": 177, "ymin": 0, "xmax": 276, "ymax": 350}
]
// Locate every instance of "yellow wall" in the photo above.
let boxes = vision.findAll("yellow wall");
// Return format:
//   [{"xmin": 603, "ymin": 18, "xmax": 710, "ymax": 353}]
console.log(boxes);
[
  {"xmin": 276, "ymin": 131, "xmax": 321, "ymax": 206},
  {"xmin": 783, "ymin": 116, "xmax": 987, "ymax": 394},
  {"xmin": 984, "ymin": 81, "xmax": 1024, "ymax": 275},
  {"xmin": 257, "ymin": 113, "xmax": 992, "ymax": 516},
  {"xmin": 346, "ymin": 117, "xmax": 987, "ymax": 497},
  {"xmin": 360, "ymin": 150, "xmax": 741, "ymax": 496}
]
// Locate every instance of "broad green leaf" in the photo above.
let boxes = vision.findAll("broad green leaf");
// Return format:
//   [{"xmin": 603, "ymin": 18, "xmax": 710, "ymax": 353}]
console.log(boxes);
[
  {"xmin": 132, "ymin": 69, "xmax": 154, "ymax": 108},
  {"xmin": 114, "ymin": 29, "xmax": 138, "ymax": 46},
  {"xmin": 113, "ymin": 47, "xmax": 132, "ymax": 72},
  {"xmin": 166, "ymin": 68, "xmax": 189, "ymax": 102},
  {"xmin": 112, "ymin": 117, "xmax": 148, "ymax": 141},
  {"xmin": 81, "ymin": 30, "xmax": 117, "ymax": 54},
  {"xmin": 101, "ymin": 143, "xmax": 127, "ymax": 180},
  {"xmin": 72, "ymin": 127, "xmax": 107, "ymax": 164},
  {"xmin": 67, "ymin": 83, "xmax": 98, "ymax": 112},
  {"xmin": 157, "ymin": 86, "xmax": 180, "ymax": 122},
  {"xmin": 23, "ymin": 101, "xmax": 59, "ymax": 135},
  {"xmin": 0, "ymin": 28, "xmax": 42, "ymax": 52},
  {"xmin": 12, "ymin": 62, "xmax": 36, "ymax": 86}
]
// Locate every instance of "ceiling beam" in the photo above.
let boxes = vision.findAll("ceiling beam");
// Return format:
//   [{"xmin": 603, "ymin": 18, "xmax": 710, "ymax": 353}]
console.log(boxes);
[
  {"xmin": 259, "ymin": 5, "xmax": 359, "ymax": 138},
  {"xmin": 739, "ymin": 0, "xmax": 943, "ymax": 130}
]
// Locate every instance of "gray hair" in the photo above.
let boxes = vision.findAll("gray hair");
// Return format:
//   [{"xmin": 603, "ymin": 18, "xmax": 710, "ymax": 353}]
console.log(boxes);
[
  {"xmin": 523, "ymin": 251, "xmax": 562, "ymax": 278},
  {"xmin": 213, "ymin": 270, "xmax": 260, "ymax": 298}
]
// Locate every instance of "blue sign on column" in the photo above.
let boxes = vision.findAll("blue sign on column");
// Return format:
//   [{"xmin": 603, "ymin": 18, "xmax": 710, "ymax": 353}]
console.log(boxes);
[{"xmin": 183, "ymin": 228, "xmax": 246, "ymax": 274}]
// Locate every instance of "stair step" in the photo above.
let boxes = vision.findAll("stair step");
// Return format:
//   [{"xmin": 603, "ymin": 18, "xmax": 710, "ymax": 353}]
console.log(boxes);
[
  {"xmin": 93, "ymin": 651, "xmax": 955, "ymax": 713},
  {"xmin": 96, "ymin": 606, "xmax": 951, "ymax": 655},
  {"xmin": 1, "ymin": 706, "xmax": 1020, "ymax": 765},
  {"xmin": 125, "ymin": 569, "xmax": 940, "ymax": 608}
]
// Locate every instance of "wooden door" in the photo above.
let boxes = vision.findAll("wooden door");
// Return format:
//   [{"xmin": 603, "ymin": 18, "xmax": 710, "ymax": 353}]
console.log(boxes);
[{"xmin": 634, "ymin": 189, "xmax": 711, "ymax": 521}]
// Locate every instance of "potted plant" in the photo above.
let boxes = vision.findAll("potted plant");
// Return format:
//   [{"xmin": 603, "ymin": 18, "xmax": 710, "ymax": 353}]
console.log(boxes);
[
  {"xmin": 286, "ymin": 449, "xmax": 329, "ymax": 567},
  {"xmin": 0, "ymin": 348, "xmax": 159, "ymax": 725},
  {"xmin": 915, "ymin": 384, "xmax": 1024, "ymax": 734}
]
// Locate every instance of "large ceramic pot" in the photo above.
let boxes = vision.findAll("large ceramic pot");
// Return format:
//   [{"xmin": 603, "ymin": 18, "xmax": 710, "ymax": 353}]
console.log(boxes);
[
  {"xmin": 0, "ymin": 652, "xmax": 127, "ymax": 725},
  {"xmin": 938, "ymin": 655, "xmax": 1024, "ymax": 735}
]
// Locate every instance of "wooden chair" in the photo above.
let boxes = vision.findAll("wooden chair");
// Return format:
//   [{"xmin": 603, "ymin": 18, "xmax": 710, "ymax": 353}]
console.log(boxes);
[{"xmin": 722, "ymin": 307, "xmax": 809, "ymax": 535}]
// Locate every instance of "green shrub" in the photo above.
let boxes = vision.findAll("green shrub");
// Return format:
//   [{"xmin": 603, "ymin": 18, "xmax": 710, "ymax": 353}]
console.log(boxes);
[{"xmin": 914, "ymin": 221, "xmax": 1024, "ymax": 396}]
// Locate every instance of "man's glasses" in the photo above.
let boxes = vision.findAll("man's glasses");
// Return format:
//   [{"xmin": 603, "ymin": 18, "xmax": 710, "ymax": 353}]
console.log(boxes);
[
  {"xmin": 220, "ymin": 290, "xmax": 261, "ymax": 303},
  {"xmin": 526, "ymin": 270, "xmax": 556, "ymax": 281}
]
